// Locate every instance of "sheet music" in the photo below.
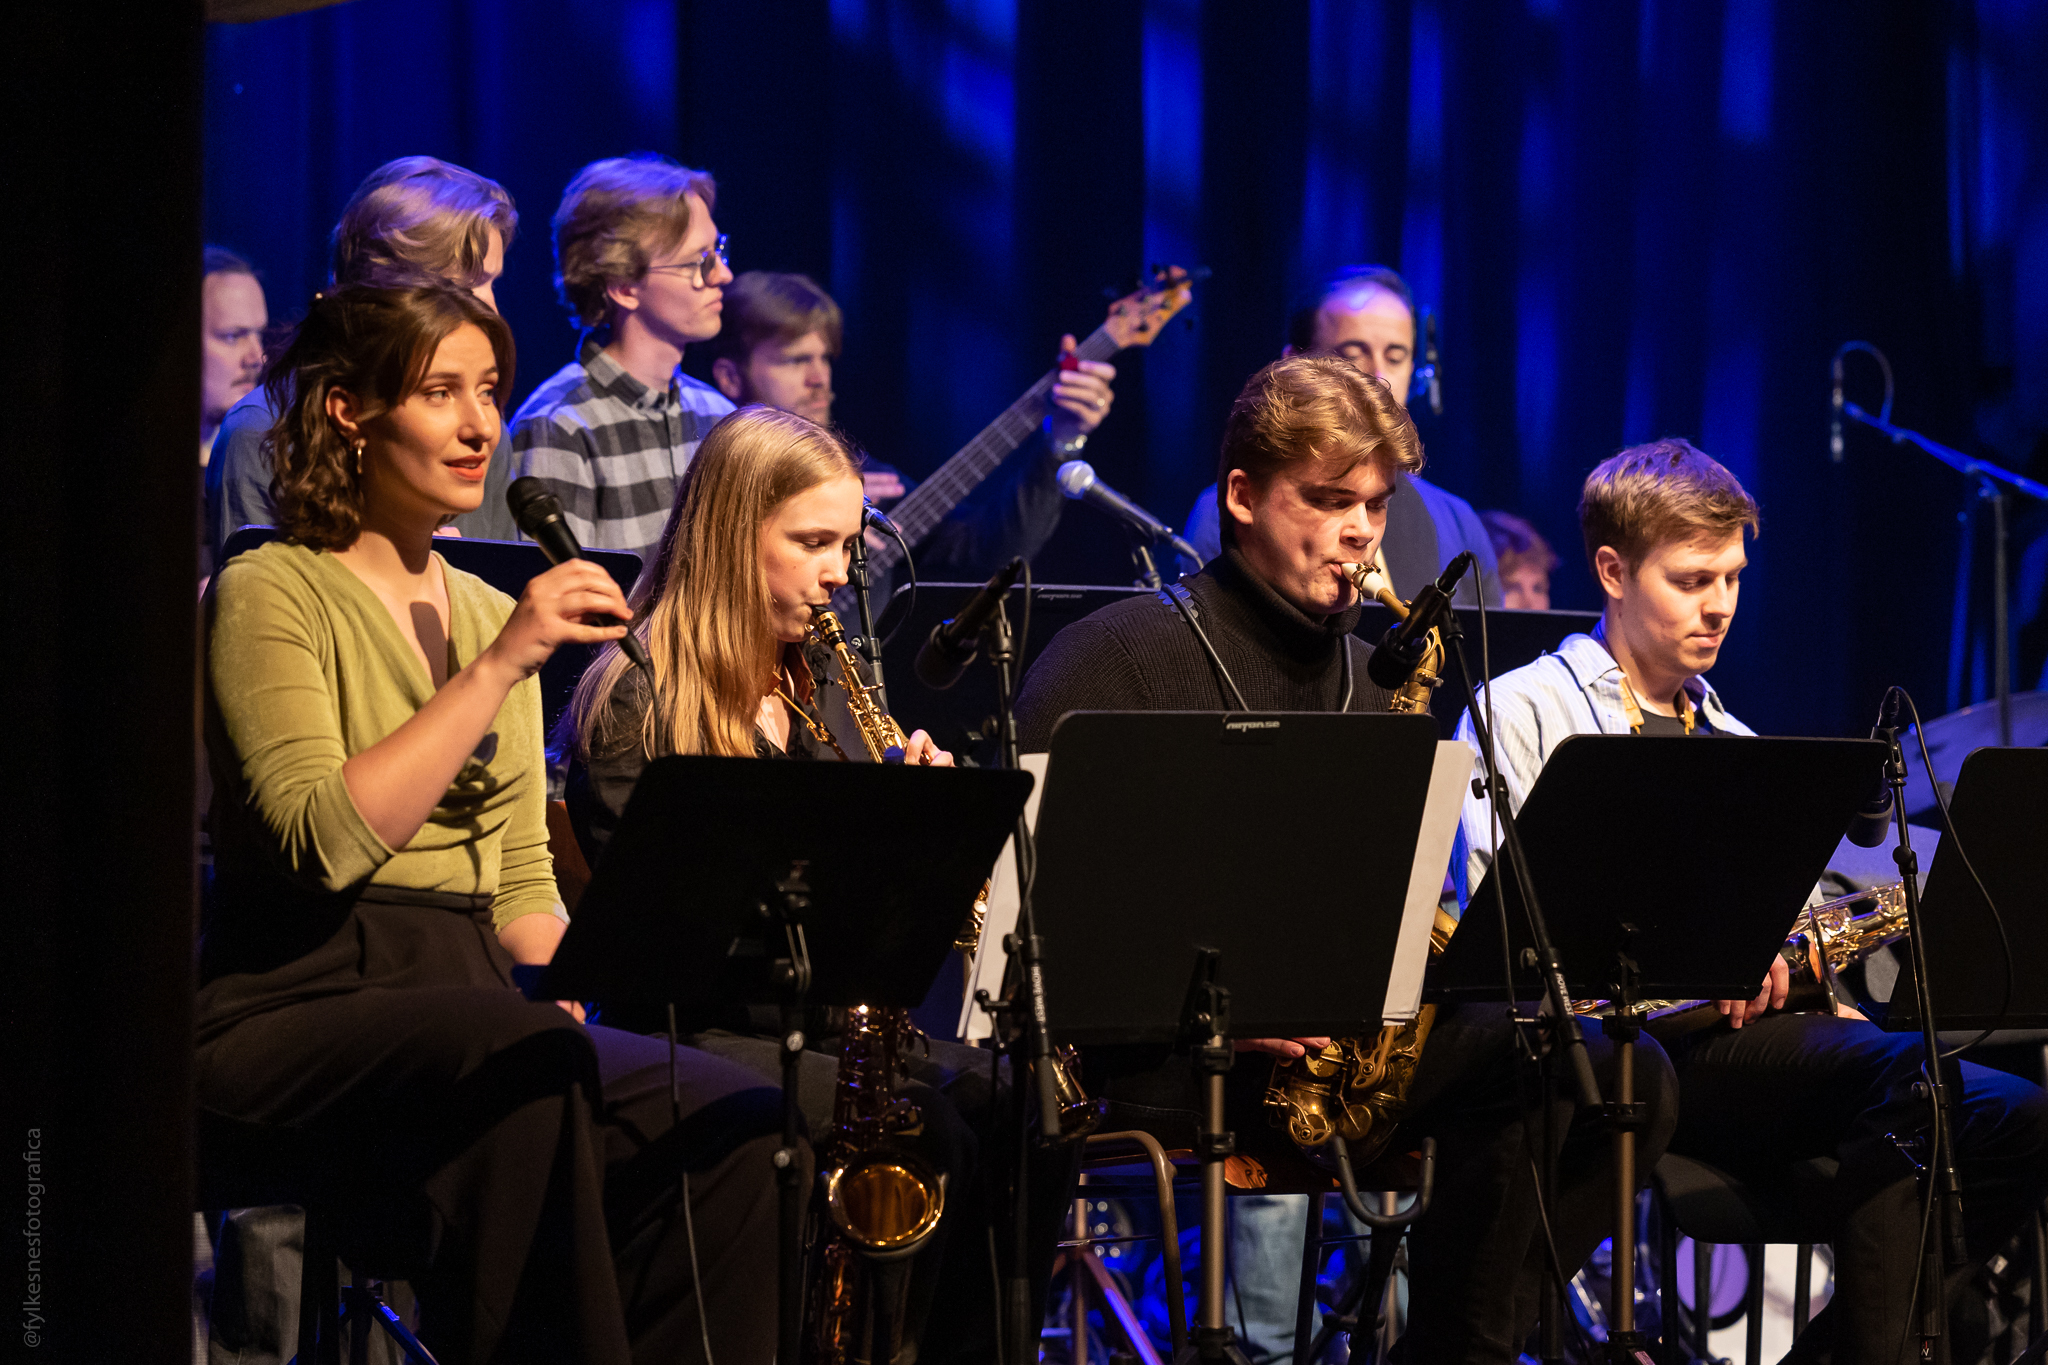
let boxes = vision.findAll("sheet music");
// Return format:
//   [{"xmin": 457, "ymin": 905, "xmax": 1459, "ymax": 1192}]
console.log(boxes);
[
  {"xmin": 960, "ymin": 752, "xmax": 1048, "ymax": 1041},
  {"xmin": 1380, "ymin": 741, "xmax": 1474, "ymax": 1024},
  {"xmin": 963, "ymin": 742, "xmax": 1465, "ymax": 1037}
]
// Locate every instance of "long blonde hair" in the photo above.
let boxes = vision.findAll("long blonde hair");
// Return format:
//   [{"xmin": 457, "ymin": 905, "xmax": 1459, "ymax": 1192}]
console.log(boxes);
[{"xmin": 566, "ymin": 405, "xmax": 862, "ymax": 761}]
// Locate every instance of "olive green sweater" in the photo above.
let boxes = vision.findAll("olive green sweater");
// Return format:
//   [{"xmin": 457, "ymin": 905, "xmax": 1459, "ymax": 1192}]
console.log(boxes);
[{"xmin": 205, "ymin": 541, "xmax": 557, "ymax": 933}]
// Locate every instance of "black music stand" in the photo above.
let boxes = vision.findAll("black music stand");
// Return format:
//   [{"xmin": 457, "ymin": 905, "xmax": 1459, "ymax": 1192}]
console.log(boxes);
[
  {"xmin": 1885, "ymin": 746, "xmax": 2048, "ymax": 1032},
  {"xmin": 1433, "ymin": 733, "xmax": 1886, "ymax": 1362},
  {"xmin": 1030, "ymin": 711, "xmax": 1451, "ymax": 1364},
  {"xmin": 878, "ymin": 581, "xmax": 1147, "ymax": 764},
  {"xmin": 535, "ymin": 755, "xmax": 1032, "ymax": 1364}
]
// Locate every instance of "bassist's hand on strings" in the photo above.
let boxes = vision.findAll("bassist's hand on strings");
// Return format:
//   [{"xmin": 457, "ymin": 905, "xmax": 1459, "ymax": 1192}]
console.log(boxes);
[
  {"xmin": 1046, "ymin": 334, "xmax": 1117, "ymax": 443},
  {"xmin": 1715, "ymin": 954, "xmax": 1790, "ymax": 1028}
]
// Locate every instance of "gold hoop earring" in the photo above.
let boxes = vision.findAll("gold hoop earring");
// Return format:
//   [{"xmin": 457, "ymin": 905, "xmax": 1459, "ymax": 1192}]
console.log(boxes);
[{"xmin": 352, "ymin": 438, "xmax": 365, "ymax": 476}]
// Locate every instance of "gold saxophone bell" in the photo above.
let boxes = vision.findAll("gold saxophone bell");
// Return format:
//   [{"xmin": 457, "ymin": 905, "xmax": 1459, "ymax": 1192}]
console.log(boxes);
[{"xmin": 808, "ymin": 1006, "xmax": 950, "ymax": 1363}]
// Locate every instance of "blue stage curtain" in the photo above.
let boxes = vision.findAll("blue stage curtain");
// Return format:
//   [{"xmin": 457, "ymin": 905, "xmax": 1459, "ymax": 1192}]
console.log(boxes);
[{"xmin": 205, "ymin": 0, "xmax": 2048, "ymax": 737}]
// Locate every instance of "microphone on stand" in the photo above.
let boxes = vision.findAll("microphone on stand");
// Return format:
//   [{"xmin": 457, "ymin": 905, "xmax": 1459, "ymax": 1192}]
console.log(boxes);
[
  {"xmin": 914, "ymin": 557, "xmax": 1025, "ymax": 690},
  {"xmin": 1830, "ymin": 352, "xmax": 1846, "ymax": 463},
  {"xmin": 1056, "ymin": 460, "xmax": 1205, "ymax": 567},
  {"xmin": 1845, "ymin": 691, "xmax": 1902, "ymax": 848},
  {"xmin": 506, "ymin": 476, "xmax": 649, "ymax": 670},
  {"xmin": 1364, "ymin": 553, "xmax": 1474, "ymax": 692},
  {"xmin": 1417, "ymin": 309, "xmax": 1444, "ymax": 416}
]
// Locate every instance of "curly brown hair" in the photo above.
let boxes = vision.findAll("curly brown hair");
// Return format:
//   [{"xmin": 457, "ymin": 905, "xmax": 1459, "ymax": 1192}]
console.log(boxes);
[{"xmin": 264, "ymin": 283, "xmax": 515, "ymax": 550}]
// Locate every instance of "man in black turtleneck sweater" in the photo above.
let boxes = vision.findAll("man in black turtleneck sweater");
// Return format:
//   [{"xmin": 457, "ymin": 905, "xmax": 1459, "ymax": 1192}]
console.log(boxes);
[{"xmin": 1015, "ymin": 355, "xmax": 1675, "ymax": 1365}]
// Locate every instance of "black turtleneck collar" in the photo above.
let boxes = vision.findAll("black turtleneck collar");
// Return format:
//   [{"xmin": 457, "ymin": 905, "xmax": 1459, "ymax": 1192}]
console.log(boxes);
[{"xmin": 1202, "ymin": 545, "xmax": 1363, "ymax": 661}]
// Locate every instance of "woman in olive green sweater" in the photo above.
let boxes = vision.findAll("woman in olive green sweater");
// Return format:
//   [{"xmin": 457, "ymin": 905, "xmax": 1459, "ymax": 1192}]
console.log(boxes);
[{"xmin": 198, "ymin": 282, "xmax": 800, "ymax": 1364}]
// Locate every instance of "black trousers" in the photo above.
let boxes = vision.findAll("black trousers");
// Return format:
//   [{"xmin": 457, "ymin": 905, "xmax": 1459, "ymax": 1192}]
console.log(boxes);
[
  {"xmin": 1668, "ymin": 1012, "xmax": 2048, "ymax": 1364},
  {"xmin": 197, "ymin": 894, "xmax": 802, "ymax": 1365},
  {"xmin": 1084, "ymin": 1002, "xmax": 1678, "ymax": 1365}
]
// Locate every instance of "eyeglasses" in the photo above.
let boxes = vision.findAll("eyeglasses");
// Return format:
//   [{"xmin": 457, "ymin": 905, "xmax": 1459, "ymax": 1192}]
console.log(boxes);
[{"xmin": 643, "ymin": 234, "xmax": 729, "ymax": 287}]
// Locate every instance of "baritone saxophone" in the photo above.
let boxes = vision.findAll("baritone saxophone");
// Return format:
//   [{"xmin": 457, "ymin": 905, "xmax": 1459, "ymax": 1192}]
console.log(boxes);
[{"xmin": 1262, "ymin": 562, "xmax": 1450, "ymax": 1168}]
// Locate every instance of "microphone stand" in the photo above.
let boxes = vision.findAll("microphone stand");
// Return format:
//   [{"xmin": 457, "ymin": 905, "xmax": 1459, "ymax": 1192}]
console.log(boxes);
[
  {"xmin": 849, "ymin": 511, "xmax": 891, "ymax": 709},
  {"xmin": 963, "ymin": 590, "xmax": 1066, "ymax": 1365},
  {"xmin": 1433, "ymin": 608, "xmax": 1617, "ymax": 1357},
  {"xmin": 1839, "ymin": 394, "xmax": 2048, "ymax": 748},
  {"xmin": 1874, "ymin": 700, "xmax": 1967, "ymax": 1364}
]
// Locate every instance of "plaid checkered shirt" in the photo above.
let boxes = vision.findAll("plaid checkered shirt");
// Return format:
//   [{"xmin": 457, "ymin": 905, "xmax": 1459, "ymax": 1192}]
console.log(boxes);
[{"xmin": 510, "ymin": 336, "xmax": 735, "ymax": 569}]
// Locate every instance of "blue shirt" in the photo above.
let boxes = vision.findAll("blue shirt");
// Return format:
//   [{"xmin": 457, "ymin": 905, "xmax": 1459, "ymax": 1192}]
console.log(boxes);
[{"xmin": 1451, "ymin": 631, "xmax": 1751, "ymax": 906}]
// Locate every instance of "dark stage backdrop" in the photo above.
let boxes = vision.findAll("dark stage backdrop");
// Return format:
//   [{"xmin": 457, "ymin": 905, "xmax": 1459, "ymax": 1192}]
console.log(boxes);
[{"xmin": 204, "ymin": 0, "xmax": 2048, "ymax": 740}]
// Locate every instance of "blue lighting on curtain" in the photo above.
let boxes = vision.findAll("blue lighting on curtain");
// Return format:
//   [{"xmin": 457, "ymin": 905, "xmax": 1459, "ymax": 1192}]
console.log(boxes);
[
  {"xmin": 1718, "ymin": 0, "xmax": 1772, "ymax": 146},
  {"xmin": 1144, "ymin": 0, "xmax": 1202, "ymax": 507},
  {"xmin": 1296, "ymin": 1, "xmax": 1382, "ymax": 292},
  {"xmin": 1400, "ymin": 0, "xmax": 1446, "ymax": 320},
  {"xmin": 619, "ymin": 0, "xmax": 677, "ymax": 144}
]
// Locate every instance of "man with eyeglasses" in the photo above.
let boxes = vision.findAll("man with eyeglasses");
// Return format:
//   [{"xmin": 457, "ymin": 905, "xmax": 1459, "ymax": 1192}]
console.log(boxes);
[
  {"xmin": 511, "ymin": 154, "xmax": 738, "ymax": 568},
  {"xmin": 1183, "ymin": 265, "xmax": 1501, "ymax": 607}
]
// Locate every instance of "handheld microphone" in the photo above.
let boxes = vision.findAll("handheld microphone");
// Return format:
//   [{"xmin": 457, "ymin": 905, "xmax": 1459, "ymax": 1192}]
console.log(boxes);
[
  {"xmin": 506, "ymin": 476, "xmax": 649, "ymax": 670},
  {"xmin": 1830, "ymin": 353, "xmax": 1845, "ymax": 463},
  {"xmin": 1056, "ymin": 460, "xmax": 1205, "ymax": 566},
  {"xmin": 914, "ymin": 557, "xmax": 1025, "ymax": 690},
  {"xmin": 1364, "ymin": 552, "xmax": 1474, "ymax": 692},
  {"xmin": 1845, "ymin": 691, "xmax": 1901, "ymax": 848}
]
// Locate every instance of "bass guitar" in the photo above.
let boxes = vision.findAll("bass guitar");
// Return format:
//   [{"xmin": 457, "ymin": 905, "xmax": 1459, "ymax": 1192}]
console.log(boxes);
[{"xmin": 831, "ymin": 265, "xmax": 1198, "ymax": 617}]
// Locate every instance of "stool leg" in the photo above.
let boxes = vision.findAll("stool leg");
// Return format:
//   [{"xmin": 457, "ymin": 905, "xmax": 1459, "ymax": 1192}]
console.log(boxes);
[
  {"xmin": 1658, "ymin": 1200, "xmax": 1679, "ymax": 1365},
  {"xmin": 1292, "ymin": 1193, "xmax": 1323, "ymax": 1365},
  {"xmin": 1694, "ymin": 1240, "xmax": 1713, "ymax": 1359},
  {"xmin": 2034, "ymin": 1207, "xmax": 2047, "ymax": 1342},
  {"xmin": 1792, "ymin": 1244, "xmax": 1812, "ymax": 1337},
  {"xmin": 346, "ymin": 1274, "xmax": 368, "ymax": 1365},
  {"xmin": 1073, "ymin": 1192, "xmax": 1091, "ymax": 1365},
  {"xmin": 1743, "ymin": 1245, "xmax": 1764, "ymax": 1365},
  {"xmin": 296, "ymin": 1211, "xmax": 338, "ymax": 1365}
]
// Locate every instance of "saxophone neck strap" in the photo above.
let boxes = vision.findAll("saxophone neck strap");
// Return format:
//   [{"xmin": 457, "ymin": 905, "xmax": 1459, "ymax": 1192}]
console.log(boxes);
[
  {"xmin": 1156, "ymin": 582, "xmax": 1250, "ymax": 712},
  {"xmin": 1594, "ymin": 620, "xmax": 1695, "ymax": 735},
  {"xmin": 1614, "ymin": 672, "xmax": 1695, "ymax": 736}
]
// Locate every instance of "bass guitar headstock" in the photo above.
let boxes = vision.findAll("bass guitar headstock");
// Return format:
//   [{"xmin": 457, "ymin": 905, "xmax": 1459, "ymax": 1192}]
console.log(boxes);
[{"xmin": 1101, "ymin": 265, "xmax": 1202, "ymax": 350}]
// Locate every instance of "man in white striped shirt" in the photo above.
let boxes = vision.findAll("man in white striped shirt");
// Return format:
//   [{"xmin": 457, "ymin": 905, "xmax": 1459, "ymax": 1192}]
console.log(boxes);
[
  {"xmin": 1456, "ymin": 439, "xmax": 2048, "ymax": 1360},
  {"xmin": 512, "ymin": 155, "xmax": 737, "ymax": 570}
]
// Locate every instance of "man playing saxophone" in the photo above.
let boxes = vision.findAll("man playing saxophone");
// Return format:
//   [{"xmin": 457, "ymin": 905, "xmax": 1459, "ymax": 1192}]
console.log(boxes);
[
  {"xmin": 1457, "ymin": 439, "xmax": 2048, "ymax": 1362},
  {"xmin": 1014, "ymin": 355, "xmax": 1677, "ymax": 1364},
  {"xmin": 556, "ymin": 405, "xmax": 1049, "ymax": 1362}
]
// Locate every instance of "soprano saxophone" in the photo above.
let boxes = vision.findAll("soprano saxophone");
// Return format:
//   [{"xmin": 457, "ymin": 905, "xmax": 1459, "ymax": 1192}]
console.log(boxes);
[
  {"xmin": 809, "ymin": 608, "xmax": 922, "ymax": 764},
  {"xmin": 1262, "ymin": 562, "xmax": 1450, "ymax": 1167},
  {"xmin": 809, "ymin": 608, "xmax": 1104, "ymax": 1142}
]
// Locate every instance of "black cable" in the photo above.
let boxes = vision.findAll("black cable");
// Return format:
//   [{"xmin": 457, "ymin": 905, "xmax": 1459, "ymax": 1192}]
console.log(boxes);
[
  {"xmin": 874, "ymin": 513, "xmax": 919, "ymax": 648},
  {"xmin": 1452, "ymin": 592, "xmax": 1605, "ymax": 1356},
  {"xmin": 1837, "ymin": 340, "xmax": 1897, "ymax": 425},
  {"xmin": 1888, "ymin": 687, "xmax": 2016, "ymax": 1059},
  {"xmin": 1014, "ymin": 558, "xmax": 1035, "ymax": 681}
]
